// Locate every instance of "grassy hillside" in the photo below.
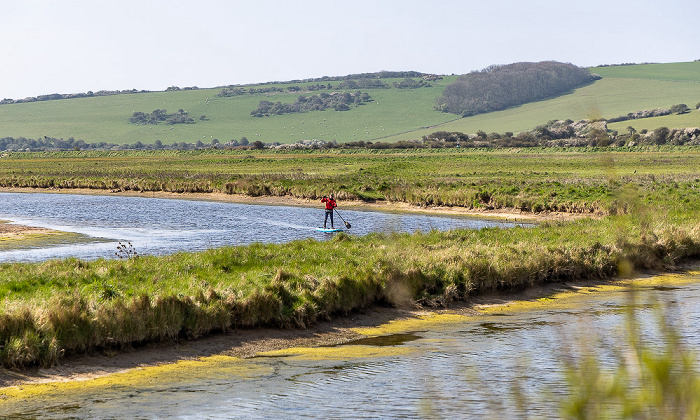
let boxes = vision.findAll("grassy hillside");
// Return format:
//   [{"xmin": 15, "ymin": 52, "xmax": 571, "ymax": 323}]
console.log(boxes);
[
  {"xmin": 1, "ymin": 62, "xmax": 699, "ymax": 146},
  {"xmin": 0, "ymin": 78, "xmax": 459, "ymax": 146},
  {"xmin": 382, "ymin": 61, "xmax": 700, "ymax": 142}
]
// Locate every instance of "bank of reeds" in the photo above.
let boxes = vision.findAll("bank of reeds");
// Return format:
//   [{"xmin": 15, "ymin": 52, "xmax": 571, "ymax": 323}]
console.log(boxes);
[{"xmin": 2, "ymin": 207, "xmax": 700, "ymax": 368}]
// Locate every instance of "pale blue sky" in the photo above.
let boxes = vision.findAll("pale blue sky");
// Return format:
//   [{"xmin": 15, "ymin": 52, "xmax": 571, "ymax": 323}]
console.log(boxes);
[{"xmin": 1, "ymin": 0, "xmax": 698, "ymax": 99}]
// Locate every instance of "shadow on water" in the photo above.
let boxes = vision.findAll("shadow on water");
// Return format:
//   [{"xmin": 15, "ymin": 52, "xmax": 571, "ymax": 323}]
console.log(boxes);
[{"xmin": 339, "ymin": 333, "xmax": 422, "ymax": 347}]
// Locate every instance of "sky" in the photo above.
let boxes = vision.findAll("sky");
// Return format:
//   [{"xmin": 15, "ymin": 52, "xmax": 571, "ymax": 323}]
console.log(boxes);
[{"xmin": 1, "ymin": 0, "xmax": 699, "ymax": 100}]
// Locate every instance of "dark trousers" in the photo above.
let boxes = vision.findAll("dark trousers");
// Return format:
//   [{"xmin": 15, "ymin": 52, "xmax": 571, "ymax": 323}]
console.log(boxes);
[{"xmin": 324, "ymin": 209, "xmax": 334, "ymax": 227}]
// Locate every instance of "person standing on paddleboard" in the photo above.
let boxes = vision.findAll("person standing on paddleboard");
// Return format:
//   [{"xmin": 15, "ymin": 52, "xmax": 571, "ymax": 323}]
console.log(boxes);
[{"xmin": 321, "ymin": 195, "xmax": 337, "ymax": 229}]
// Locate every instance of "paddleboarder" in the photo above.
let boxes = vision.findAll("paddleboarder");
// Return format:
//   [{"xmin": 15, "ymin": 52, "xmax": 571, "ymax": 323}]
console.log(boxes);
[{"xmin": 321, "ymin": 194, "xmax": 337, "ymax": 229}]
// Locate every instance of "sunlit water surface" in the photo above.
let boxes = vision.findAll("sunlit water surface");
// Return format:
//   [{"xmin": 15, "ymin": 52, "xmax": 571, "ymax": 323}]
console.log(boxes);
[
  {"xmin": 0, "ymin": 192, "xmax": 529, "ymax": 262},
  {"xmin": 3, "ymin": 279, "xmax": 700, "ymax": 419}
]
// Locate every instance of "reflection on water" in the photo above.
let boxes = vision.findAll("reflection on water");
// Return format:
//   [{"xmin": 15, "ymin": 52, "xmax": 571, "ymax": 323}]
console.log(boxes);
[
  {"xmin": 3, "ymin": 279, "xmax": 700, "ymax": 419},
  {"xmin": 0, "ymin": 192, "xmax": 530, "ymax": 262}
]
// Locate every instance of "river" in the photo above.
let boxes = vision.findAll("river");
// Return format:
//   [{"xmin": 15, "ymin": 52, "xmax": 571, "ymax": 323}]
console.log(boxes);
[
  {"xmin": 0, "ymin": 192, "xmax": 529, "ymax": 263},
  {"xmin": 2, "ymin": 274, "xmax": 699, "ymax": 419}
]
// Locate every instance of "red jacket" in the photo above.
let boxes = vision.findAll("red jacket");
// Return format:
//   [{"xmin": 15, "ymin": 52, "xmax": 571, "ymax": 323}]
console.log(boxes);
[{"xmin": 321, "ymin": 197, "xmax": 337, "ymax": 210}]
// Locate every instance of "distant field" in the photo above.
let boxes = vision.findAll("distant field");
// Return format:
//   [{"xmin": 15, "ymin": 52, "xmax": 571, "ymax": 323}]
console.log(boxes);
[
  {"xmin": 1, "ymin": 62, "xmax": 700, "ymax": 145},
  {"xmin": 591, "ymin": 61, "xmax": 700, "ymax": 82}
]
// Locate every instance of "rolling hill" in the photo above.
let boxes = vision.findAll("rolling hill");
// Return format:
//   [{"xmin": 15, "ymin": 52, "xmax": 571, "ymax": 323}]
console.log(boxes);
[{"xmin": 0, "ymin": 61, "xmax": 699, "ymax": 147}]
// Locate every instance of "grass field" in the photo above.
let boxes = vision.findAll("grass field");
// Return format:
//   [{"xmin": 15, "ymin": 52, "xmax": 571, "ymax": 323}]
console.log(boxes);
[{"xmin": 1, "ymin": 62, "xmax": 700, "ymax": 146}]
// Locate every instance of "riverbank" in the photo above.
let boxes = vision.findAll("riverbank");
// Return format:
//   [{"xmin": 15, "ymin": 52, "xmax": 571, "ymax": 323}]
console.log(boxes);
[{"xmin": 2, "ymin": 268, "xmax": 697, "ymax": 390}]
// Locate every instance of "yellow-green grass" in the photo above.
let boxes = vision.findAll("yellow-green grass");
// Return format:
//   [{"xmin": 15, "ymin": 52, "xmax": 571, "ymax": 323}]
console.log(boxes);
[
  {"xmin": 1, "ymin": 206, "xmax": 699, "ymax": 368},
  {"xmin": 591, "ymin": 61, "xmax": 700, "ymax": 82}
]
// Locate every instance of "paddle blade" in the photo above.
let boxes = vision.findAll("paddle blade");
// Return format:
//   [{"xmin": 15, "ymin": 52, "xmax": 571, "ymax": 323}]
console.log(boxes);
[{"xmin": 344, "ymin": 222, "xmax": 351, "ymax": 229}]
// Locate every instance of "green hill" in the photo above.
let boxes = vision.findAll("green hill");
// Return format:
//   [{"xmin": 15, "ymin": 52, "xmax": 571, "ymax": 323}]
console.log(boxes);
[
  {"xmin": 1, "ymin": 61, "xmax": 699, "ymax": 147},
  {"xmin": 382, "ymin": 61, "xmax": 700, "ymax": 142}
]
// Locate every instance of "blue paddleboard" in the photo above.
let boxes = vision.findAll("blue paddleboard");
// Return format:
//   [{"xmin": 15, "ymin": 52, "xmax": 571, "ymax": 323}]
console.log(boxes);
[{"xmin": 316, "ymin": 227, "xmax": 343, "ymax": 232}]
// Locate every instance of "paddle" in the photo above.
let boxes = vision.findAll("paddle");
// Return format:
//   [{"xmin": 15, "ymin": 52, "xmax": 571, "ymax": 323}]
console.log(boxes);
[{"xmin": 334, "ymin": 209, "xmax": 351, "ymax": 229}]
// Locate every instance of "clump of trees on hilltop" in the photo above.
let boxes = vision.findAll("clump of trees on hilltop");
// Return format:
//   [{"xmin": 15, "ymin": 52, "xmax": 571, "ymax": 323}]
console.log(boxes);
[
  {"xmin": 251, "ymin": 91, "xmax": 373, "ymax": 117},
  {"xmin": 436, "ymin": 61, "xmax": 598, "ymax": 117},
  {"xmin": 129, "ymin": 109, "xmax": 203, "ymax": 125}
]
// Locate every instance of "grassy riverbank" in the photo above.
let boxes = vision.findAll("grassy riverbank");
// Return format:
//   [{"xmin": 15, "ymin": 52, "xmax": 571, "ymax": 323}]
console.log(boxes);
[{"xmin": 1, "ymin": 147, "xmax": 700, "ymax": 367}]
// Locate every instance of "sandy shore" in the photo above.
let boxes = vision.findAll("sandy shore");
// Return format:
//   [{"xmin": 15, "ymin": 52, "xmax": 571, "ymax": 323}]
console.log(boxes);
[{"xmin": 0, "ymin": 220, "xmax": 58, "ymax": 239}]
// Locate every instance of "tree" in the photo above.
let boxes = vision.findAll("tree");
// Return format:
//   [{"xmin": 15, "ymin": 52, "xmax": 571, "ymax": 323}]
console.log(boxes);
[
  {"xmin": 670, "ymin": 103, "xmax": 690, "ymax": 114},
  {"xmin": 651, "ymin": 127, "xmax": 670, "ymax": 145},
  {"xmin": 240, "ymin": 137, "xmax": 249, "ymax": 146},
  {"xmin": 436, "ymin": 61, "xmax": 595, "ymax": 116}
]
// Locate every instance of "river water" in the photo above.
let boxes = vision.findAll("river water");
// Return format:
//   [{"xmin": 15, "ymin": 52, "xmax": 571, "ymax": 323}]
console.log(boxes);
[
  {"xmin": 2, "ymin": 276, "xmax": 700, "ymax": 419},
  {"xmin": 0, "ymin": 192, "xmax": 529, "ymax": 263}
]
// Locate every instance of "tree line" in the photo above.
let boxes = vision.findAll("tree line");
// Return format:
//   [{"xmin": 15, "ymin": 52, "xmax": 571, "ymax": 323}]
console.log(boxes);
[
  {"xmin": 218, "ymin": 77, "xmax": 430, "ymax": 98},
  {"xmin": 1, "ymin": 71, "xmax": 430, "ymax": 105},
  {"xmin": 0, "ymin": 89, "xmax": 154, "ymax": 105},
  {"xmin": 436, "ymin": 61, "xmax": 598, "ymax": 116}
]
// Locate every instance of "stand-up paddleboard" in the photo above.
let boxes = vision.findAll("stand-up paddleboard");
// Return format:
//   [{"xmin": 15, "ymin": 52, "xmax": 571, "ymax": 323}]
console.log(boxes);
[{"xmin": 316, "ymin": 227, "xmax": 343, "ymax": 232}]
